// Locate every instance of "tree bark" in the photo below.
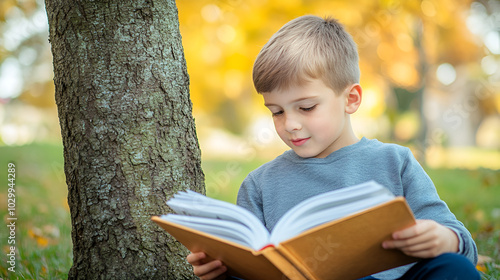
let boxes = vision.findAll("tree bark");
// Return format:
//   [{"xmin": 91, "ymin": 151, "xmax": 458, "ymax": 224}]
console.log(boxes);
[{"xmin": 45, "ymin": 0, "xmax": 203, "ymax": 279}]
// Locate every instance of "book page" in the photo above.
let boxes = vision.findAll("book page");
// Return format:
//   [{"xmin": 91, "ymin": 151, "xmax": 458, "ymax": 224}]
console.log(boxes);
[
  {"xmin": 161, "ymin": 214, "xmax": 260, "ymax": 248},
  {"xmin": 270, "ymin": 181, "xmax": 395, "ymax": 244},
  {"xmin": 164, "ymin": 190, "xmax": 270, "ymax": 250}
]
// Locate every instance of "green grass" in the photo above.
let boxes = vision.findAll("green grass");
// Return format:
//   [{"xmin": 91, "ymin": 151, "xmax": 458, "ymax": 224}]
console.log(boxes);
[
  {"xmin": 0, "ymin": 143, "xmax": 498, "ymax": 279},
  {"xmin": 426, "ymin": 168, "xmax": 500, "ymax": 279},
  {"xmin": 202, "ymin": 158, "xmax": 267, "ymax": 203},
  {"xmin": 427, "ymin": 168, "xmax": 500, "ymax": 233},
  {"xmin": 0, "ymin": 143, "xmax": 71, "ymax": 279}
]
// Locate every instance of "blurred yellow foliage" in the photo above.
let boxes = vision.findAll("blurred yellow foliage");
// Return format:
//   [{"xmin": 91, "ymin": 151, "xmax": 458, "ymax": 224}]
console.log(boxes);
[{"xmin": 176, "ymin": 0, "xmax": 495, "ymax": 137}]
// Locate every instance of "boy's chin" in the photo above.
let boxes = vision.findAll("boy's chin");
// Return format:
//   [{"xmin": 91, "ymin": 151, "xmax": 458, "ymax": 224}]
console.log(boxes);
[{"xmin": 291, "ymin": 148, "xmax": 320, "ymax": 158}]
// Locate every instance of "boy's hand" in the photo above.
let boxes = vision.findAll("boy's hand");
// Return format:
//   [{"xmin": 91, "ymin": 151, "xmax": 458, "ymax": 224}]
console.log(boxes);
[
  {"xmin": 382, "ymin": 219, "xmax": 459, "ymax": 258},
  {"xmin": 186, "ymin": 252, "xmax": 227, "ymax": 280}
]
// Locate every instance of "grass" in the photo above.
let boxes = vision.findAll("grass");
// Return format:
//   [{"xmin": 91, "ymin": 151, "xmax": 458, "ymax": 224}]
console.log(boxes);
[
  {"xmin": 0, "ymin": 143, "xmax": 71, "ymax": 279},
  {"xmin": 0, "ymin": 142, "xmax": 498, "ymax": 279},
  {"xmin": 426, "ymin": 168, "xmax": 500, "ymax": 279}
]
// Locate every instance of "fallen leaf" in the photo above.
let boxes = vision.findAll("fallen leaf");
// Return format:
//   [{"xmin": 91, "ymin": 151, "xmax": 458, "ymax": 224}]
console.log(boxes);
[{"xmin": 477, "ymin": 254, "xmax": 493, "ymax": 265}]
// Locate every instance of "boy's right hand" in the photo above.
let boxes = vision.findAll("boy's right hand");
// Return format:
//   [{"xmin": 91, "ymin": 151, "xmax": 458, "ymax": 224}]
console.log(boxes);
[{"xmin": 186, "ymin": 252, "xmax": 228, "ymax": 280}]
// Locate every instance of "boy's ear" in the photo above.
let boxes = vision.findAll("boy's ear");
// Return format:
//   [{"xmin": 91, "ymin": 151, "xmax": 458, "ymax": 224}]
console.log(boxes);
[{"xmin": 345, "ymin": 84, "xmax": 362, "ymax": 114}]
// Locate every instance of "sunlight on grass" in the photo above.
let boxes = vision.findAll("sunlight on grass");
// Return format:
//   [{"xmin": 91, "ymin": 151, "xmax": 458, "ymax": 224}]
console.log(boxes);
[{"xmin": 426, "ymin": 146, "xmax": 500, "ymax": 170}]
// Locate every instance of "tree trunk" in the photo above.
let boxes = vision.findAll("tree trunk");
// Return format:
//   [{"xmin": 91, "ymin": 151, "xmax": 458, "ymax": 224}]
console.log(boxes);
[{"xmin": 45, "ymin": 0, "xmax": 203, "ymax": 279}]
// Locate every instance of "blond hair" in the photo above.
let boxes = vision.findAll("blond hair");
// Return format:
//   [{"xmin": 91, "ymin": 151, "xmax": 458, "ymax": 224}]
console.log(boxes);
[{"xmin": 253, "ymin": 15, "xmax": 360, "ymax": 94}]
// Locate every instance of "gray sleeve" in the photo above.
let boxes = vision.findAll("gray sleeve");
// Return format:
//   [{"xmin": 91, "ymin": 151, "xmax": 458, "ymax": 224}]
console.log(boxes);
[{"xmin": 401, "ymin": 149, "xmax": 478, "ymax": 265}]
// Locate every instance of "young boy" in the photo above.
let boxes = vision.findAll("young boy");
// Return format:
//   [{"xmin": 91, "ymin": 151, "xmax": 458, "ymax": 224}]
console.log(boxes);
[{"xmin": 187, "ymin": 15, "xmax": 480, "ymax": 280}]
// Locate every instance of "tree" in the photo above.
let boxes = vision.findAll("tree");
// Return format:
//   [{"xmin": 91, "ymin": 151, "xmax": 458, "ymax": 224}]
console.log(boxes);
[{"xmin": 44, "ymin": 0, "xmax": 203, "ymax": 278}]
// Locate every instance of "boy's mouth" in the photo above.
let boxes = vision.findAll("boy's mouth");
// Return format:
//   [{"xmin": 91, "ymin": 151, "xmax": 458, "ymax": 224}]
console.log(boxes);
[{"xmin": 291, "ymin": 138, "xmax": 310, "ymax": 146}]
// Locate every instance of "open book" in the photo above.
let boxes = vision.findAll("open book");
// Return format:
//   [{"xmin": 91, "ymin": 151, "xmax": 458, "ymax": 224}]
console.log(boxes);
[{"xmin": 152, "ymin": 181, "xmax": 418, "ymax": 280}]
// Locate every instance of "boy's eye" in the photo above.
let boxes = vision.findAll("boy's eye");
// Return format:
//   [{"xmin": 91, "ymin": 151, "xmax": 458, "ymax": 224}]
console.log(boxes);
[
  {"xmin": 300, "ymin": 105, "xmax": 317, "ymax": 112},
  {"xmin": 272, "ymin": 110, "xmax": 284, "ymax": 117}
]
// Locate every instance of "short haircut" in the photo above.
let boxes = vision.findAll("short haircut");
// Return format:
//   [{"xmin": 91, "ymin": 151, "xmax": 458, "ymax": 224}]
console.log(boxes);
[{"xmin": 253, "ymin": 15, "xmax": 360, "ymax": 94}]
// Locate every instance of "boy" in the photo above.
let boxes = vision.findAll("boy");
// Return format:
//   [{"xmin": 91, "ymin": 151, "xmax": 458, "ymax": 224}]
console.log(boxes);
[{"xmin": 187, "ymin": 15, "xmax": 480, "ymax": 280}]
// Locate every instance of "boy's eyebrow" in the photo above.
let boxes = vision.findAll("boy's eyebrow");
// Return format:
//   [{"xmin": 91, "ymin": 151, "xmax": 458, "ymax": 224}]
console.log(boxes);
[{"xmin": 264, "ymin": 96, "xmax": 318, "ymax": 107}]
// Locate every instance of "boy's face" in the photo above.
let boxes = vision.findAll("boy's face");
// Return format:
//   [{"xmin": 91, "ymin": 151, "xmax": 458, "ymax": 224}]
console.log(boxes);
[{"xmin": 263, "ymin": 78, "xmax": 355, "ymax": 158}]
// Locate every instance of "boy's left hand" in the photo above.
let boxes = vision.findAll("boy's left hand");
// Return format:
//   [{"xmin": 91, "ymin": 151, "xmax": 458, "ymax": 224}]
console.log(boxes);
[{"xmin": 382, "ymin": 219, "xmax": 459, "ymax": 258}]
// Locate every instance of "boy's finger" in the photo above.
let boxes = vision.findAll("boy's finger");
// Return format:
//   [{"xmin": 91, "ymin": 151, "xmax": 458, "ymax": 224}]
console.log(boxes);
[
  {"xmin": 392, "ymin": 220, "xmax": 433, "ymax": 239},
  {"xmin": 383, "ymin": 235, "xmax": 432, "ymax": 250},
  {"xmin": 193, "ymin": 260, "xmax": 224, "ymax": 277},
  {"xmin": 186, "ymin": 252, "xmax": 206, "ymax": 265},
  {"xmin": 199, "ymin": 265, "xmax": 227, "ymax": 280},
  {"xmin": 383, "ymin": 229, "xmax": 434, "ymax": 249}
]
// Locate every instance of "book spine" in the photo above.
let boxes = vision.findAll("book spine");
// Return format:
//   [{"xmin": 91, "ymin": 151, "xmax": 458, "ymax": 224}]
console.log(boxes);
[
  {"xmin": 261, "ymin": 247, "xmax": 309, "ymax": 280},
  {"xmin": 276, "ymin": 246, "xmax": 318, "ymax": 280}
]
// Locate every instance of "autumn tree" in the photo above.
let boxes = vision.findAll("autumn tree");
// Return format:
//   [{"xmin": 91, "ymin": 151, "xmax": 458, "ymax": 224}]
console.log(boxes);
[{"xmin": 44, "ymin": 0, "xmax": 203, "ymax": 278}]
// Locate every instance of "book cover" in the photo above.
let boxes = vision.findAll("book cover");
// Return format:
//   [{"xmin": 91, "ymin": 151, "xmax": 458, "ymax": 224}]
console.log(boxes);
[{"xmin": 152, "ymin": 196, "xmax": 419, "ymax": 280}]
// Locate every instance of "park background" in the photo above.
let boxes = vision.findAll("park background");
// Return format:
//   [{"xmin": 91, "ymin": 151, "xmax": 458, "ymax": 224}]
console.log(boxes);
[{"xmin": 0, "ymin": 0, "xmax": 499, "ymax": 278}]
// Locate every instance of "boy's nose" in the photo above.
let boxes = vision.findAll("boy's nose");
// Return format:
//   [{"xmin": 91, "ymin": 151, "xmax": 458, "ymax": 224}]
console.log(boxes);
[{"xmin": 284, "ymin": 115, "xmax": 302, "ymax": 132}]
